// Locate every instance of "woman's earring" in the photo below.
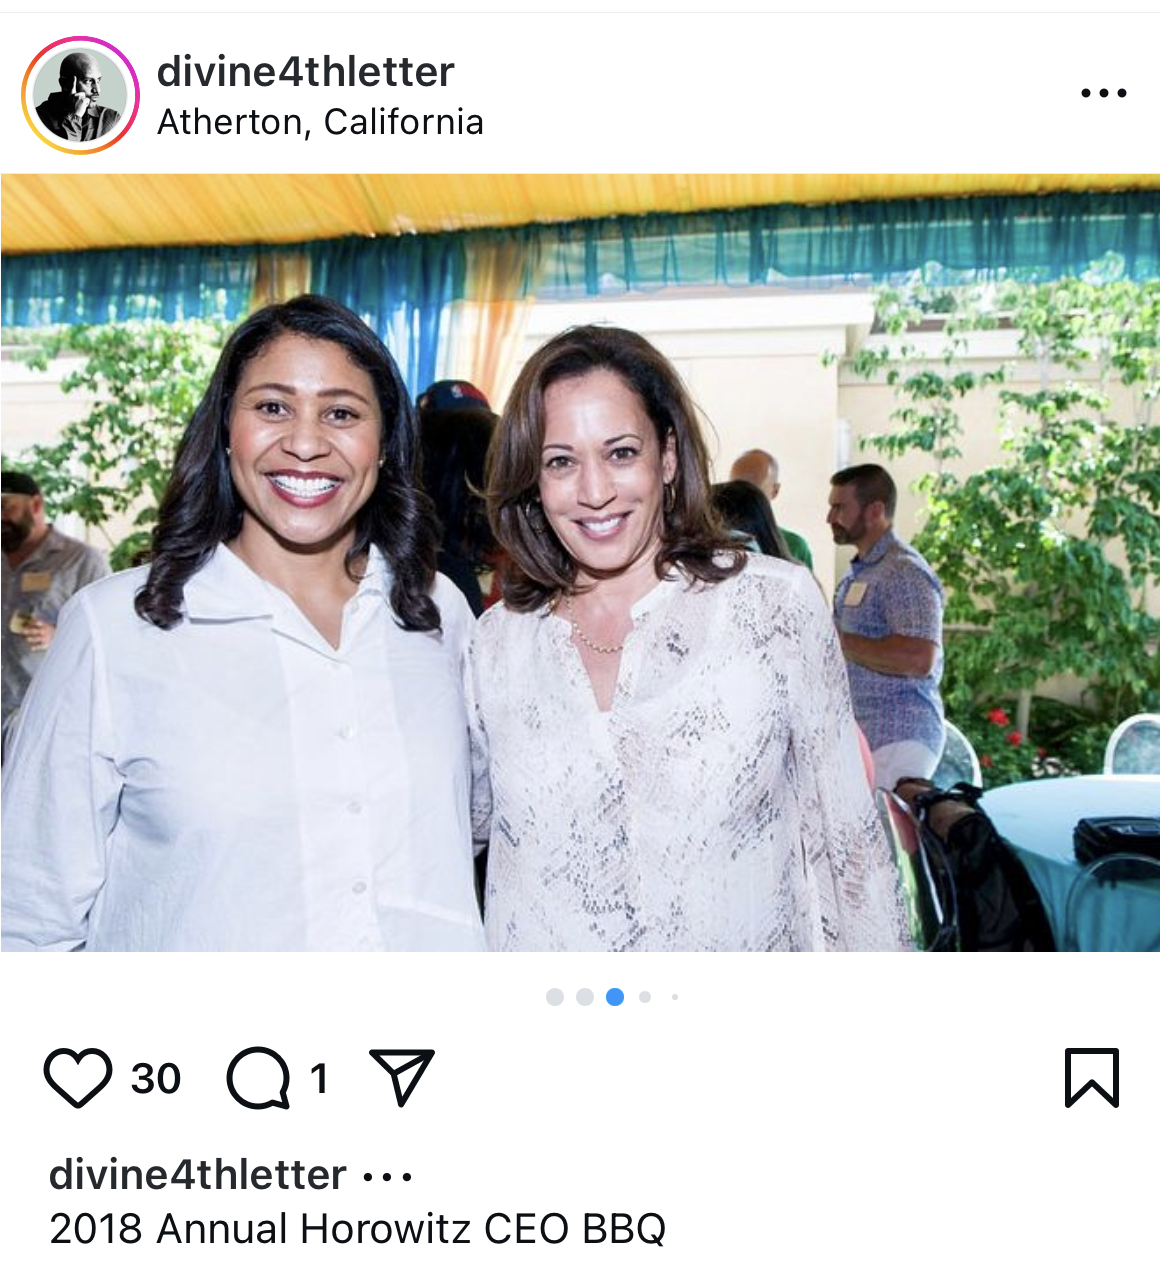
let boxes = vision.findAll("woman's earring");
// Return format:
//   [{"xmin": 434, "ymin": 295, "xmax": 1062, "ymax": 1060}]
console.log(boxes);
[
  {"xmin": 378, "ymin": 456, "xmax": 385, "ymax": 469},
  {"xmin": 225, "ymin": 447, "xmax": 232, "ymax": 457}
]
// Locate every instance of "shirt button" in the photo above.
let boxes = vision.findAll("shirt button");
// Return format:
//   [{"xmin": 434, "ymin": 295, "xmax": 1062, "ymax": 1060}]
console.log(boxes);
[
  {"xmin": 348, "ymin": 801, "xmax": 362, "ymax": 815},
  {"xmin": 339, "ymin": 724, "xmax": 356, "ymax": 740},
  {"xmin": 352, "ymin": 880, "xmax": 368, "ymax": 895}
]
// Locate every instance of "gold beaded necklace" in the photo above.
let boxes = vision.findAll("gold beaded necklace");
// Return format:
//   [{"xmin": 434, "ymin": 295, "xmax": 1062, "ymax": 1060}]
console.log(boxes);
[{"xmin": 563, "ymin": 594, "xmax": 625, "ymax": 655}]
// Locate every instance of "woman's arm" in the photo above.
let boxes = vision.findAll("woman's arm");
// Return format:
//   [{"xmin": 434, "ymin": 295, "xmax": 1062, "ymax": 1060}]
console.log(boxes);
[
  {"xmin": 792, "ymin": 576, "xmax": 912, "ymax": 951},
  {"xmin": 462, "ymin": 615, "xmax": 494, "ymax": 857},
  {"xmin": 1, "ymin": 591, "xmax": 120, "ymax": 951}
]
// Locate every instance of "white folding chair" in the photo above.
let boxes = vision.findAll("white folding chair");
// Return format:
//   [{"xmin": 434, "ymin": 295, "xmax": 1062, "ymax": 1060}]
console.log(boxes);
[
  {"xmin": 932, "ymin": 719, "xmax": 983, "ymax": 789},
  {"xmin": 1103, "ymin": 713, "xmax": 1160, "ymax": 775},
  {"xmin": 1063, "ymin": 854, "xmax": 1160, "ymax": 951},
  {"xmin": 874, "ymin": 788, "xmax": 958, "ymax": 952}
]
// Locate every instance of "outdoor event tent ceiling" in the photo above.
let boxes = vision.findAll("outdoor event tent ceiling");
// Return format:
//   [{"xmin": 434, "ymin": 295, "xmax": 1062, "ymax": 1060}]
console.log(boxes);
[{"xmin": 4, "ymin": 173, "xmax": 1159, "ymax": 255}]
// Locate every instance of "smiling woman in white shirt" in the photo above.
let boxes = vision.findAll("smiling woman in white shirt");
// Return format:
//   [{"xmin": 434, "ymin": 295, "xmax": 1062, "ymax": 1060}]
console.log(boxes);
[
  {"xmin": 470, "ymin": 325, "xmax": 909, "ymax": 952},
  {"xmin": 1, "ymin": 296, "xmax": 483, "ymax": 952}
]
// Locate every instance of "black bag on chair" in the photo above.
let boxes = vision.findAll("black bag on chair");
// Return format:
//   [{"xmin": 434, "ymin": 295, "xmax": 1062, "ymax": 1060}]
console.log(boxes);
[
  {"xmin": 1074, "ymin": 817, "xmax": 1160, "ymax": 865},
  {"xmin": 913, "ymin": 784, "xmax": 1056, "ymax": 952}
]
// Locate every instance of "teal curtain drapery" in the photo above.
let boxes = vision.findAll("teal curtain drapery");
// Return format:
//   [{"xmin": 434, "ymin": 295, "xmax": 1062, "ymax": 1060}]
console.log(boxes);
[
  {"xmin": 5, "ymin": 191, "xmax": 1159, "ymax": 391},
  {"xmin": 0, "ymin": 245, "xmax": 259, "ymax": 328},
  {"xmin": 306, "ymin": 233, "xmax": 467, "ymax": 397},
  {"xmin": 513, "ymin": 192, "xmax": 1160, "ymax": 296}
]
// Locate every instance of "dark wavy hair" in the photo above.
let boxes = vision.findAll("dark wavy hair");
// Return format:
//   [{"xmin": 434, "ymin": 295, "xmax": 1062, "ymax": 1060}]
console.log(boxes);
[
  {"xmin": 711, "ymin": 480, "xmax": 794, "ymax": 561},
  {"xmin": 135, "ymin": 294, "xmax": 441, "ymax": 632},
  {"xmin": 419, "ymin": 405, "xmax": 496, "ymax": 566},
  {"xmin": 486, "ymin": 325, "xmax": 743, "ymax": 612}
]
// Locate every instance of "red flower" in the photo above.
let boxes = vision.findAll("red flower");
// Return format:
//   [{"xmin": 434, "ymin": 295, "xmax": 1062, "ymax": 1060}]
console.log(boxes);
[
  {"xmin": 981, "ymin": 754, "xmax": 993, "ymax": 768},
  {"xmin": 1007, "ymin": 730, "xmax": 1024, "ymax": 746},
  {"xmin": 987, "ymin": 708, "xmax": 1010, "ymax": 726},
  {"xmin": 1037, "ymin": 747, "xmax": 1047, "ymax": 759}
]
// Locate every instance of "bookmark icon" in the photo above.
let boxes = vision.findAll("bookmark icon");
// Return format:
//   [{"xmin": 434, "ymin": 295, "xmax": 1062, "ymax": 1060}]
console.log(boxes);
[
  {"xmin": 369, "ymin": 1049, "xmax": 435, "ymax": 1108},
  {"xmin": 1064, "ymin": 1048, "xmax": 1119, "ymax": 1108}
]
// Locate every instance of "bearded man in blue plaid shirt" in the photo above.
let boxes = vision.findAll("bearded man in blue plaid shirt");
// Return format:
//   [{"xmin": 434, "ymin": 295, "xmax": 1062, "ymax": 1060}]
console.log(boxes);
[{"xmin": 828, "ymin": 463, "xmax": 945, "ymax": 791}]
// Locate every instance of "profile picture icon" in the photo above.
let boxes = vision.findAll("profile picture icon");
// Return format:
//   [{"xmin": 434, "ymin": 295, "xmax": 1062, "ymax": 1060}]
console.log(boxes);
[{"xmin": 22, "ymin": 37, "xmax": 139, "ymax": 154}]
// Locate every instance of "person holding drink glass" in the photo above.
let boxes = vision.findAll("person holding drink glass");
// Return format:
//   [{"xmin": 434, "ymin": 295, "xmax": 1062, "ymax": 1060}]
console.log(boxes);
[{"xmin": 1, "ymin": 470, "xmax": 110, "ymax": 758}]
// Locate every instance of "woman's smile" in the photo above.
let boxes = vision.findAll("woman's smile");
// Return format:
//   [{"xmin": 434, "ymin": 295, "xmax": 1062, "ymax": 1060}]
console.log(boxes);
[
  {"xmin": 265, "ymin": 469, "xmax": 345, "ymax": 506},
  {"xmin": 539, "ymin": 369, "xmax": 675, "ymax": 582},
  {"xmin": 227, "ymin": 332, "xmax": 383, "ymax": 564}
]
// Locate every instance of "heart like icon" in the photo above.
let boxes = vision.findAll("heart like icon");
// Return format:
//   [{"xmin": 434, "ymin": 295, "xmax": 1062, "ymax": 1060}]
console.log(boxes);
[{"xmin": 44, "ymin": 1048, "xmax": 113, "ymax": 1109}]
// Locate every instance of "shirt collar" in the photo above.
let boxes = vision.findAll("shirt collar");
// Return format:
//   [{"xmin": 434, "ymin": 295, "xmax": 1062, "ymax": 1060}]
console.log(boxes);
[
  {"xmin": 43, "ymin": 526, "xmax": 76, "ymax": 563},
  {"xmin": 9, "ymin": 525, "xmax": 63, "ymax": 571},
  {"xmin": 854, "ymin": 528, "xmax": 897, "ymax": 569},
  {"xmin": 630, "ymin": 566, "xmax": 682, "ymax": 619},
  {"xmin": 542, "ymin": 565, "xmax": 682, "ymax": 629},
  {"xmin": 183, "ymin": 542, "xmax": 389, "ymax": 621}
]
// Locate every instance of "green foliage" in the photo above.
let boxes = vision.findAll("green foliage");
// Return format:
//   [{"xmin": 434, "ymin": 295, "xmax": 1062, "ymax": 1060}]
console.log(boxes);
[
  {"xmin": 944, "ymin": 692, "xmax": 1110, "ymax": 785},
  {"xmin": 956, "ymin": 704, "xmax": 1041, "ymax": 785},
  {"xmin": 851, "ymin": 279, "xmax": 1160, "ymax": 782},
  {"xmin": 2, "ymin": 320, "xmax": 227, "ymax": 568}
]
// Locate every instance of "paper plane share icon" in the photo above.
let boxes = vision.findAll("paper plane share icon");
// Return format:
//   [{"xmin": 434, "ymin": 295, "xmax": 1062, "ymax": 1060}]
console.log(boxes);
[{"xmin": 369, "ymin": 1050, "xmax": 435, "ymax": 1108}]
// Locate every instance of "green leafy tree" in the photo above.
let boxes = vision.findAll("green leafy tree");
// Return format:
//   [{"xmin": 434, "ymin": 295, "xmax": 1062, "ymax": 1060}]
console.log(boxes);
[
  {"xmin": 847, "ymin": 278, "xmax": 1160, "ymax": 781},
  {"xmin": 2, "ymin": 320, "xmax": 227, "ymax": 569}
]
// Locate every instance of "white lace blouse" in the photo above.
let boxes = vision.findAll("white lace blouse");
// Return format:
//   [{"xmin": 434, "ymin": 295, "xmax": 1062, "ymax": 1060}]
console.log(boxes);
[{"xmin": 467, "ymin": 554, "xmax": 910, "ymax": 952}]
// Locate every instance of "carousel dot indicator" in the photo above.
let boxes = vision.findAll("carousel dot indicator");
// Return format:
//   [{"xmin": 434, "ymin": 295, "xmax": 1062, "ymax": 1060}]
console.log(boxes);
[
  {"xmin": 576, "ymin": 988, "xmax": 595, "ymax": 1006},
  {"xmin": 546, "ymin": 988, "xmax": 564, "ymax": 1006},
  {"xmin": 639, "ymin": 991, "xmax": 651, "ymax": 1003},
  {"xmin": 606, "ymin": 988, "xmax": 624, "ymax": 1006}
]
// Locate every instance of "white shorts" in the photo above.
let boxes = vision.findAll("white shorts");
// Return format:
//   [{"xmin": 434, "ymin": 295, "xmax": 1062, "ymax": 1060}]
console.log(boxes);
[{"xmin": 871, "ymin": 739, "xmax": 940, "ymax": 791}]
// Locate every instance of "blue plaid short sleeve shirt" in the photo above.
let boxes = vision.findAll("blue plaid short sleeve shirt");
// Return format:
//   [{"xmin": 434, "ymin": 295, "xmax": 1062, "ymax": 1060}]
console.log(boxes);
[{"xmin": 833, "ymin": 529, "xmax": 945, "ymax": 753}]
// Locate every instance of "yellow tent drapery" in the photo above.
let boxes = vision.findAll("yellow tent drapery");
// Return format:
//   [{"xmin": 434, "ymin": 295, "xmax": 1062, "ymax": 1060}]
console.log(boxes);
[{"xmin": 5, "ymin": 173, "xmax": 1159, "ymax": 255}]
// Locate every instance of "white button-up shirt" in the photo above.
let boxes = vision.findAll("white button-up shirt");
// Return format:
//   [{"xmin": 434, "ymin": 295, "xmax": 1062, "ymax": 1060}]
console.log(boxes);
[{"xmin": 1, "ymin": 545, "xmax": 484, "ymax": 952}]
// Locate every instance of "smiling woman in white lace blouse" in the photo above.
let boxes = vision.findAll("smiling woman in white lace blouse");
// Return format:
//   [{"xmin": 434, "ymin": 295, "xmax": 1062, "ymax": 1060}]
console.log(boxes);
[{"xmin": 468, "ymin": 324, "xmax": 910, "ymax": 952}]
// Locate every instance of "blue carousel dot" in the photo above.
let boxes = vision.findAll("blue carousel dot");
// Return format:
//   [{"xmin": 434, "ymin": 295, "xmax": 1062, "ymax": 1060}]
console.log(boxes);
[{"xmin": 606, "ymin": 987, "xmax": 624, "ymax": 1006}]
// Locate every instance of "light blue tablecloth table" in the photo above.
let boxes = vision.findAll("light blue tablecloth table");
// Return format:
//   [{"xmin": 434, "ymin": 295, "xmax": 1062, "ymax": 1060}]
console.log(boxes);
[{"xmin": 982, "ymin": 775, "xmax": 1160, "ymax": 949}]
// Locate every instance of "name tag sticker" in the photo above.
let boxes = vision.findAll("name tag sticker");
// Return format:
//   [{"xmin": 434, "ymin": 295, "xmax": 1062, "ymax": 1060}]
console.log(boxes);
[
  {"xmin": 20, "ymin": 571, "xmax": 51, "ymax": 593},
  {"xmin": 844, "ymin": 581, "xmax": 868, "ymax": 607}
]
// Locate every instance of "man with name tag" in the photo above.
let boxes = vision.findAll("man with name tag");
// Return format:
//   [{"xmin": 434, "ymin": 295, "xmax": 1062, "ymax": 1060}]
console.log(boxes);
[
  {"xmin": 1, "ymin": 471, "xmax": 109, "ymax": 757},
  {"xmin": 828, "ymin": 463, "xmax": 945, "ymax": 790}
]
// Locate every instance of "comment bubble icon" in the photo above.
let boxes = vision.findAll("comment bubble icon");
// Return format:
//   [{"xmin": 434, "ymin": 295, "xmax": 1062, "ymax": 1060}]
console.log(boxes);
[{"xmin": 226, "ymin": 1046, "xmax": 290, "ymax": 1110}]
